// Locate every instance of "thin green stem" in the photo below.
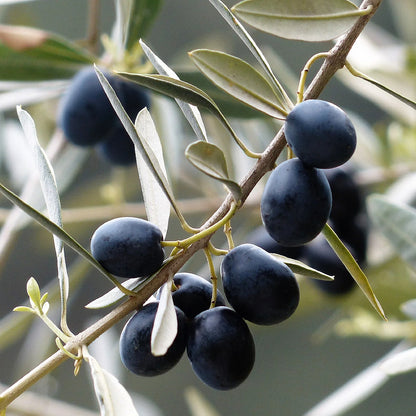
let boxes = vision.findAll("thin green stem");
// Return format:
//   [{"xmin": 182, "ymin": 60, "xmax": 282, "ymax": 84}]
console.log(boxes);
[
  {"xmin": 163, "ymin": 202, "xmax": 238, "ymax": 249},
  {"xmin": 38, "ymin": 312, "xmax": 71, "ymax": 344},
  {"xmin": 204, "ymin": 247, "xmax": 219, "ymax": 308},
  {"xmin": 224, "ymin": 220, "xmax": 234, "ymax": 250},
  {"xmin": 207, "ymin": 241, "xmax": 228, "ymax": 256},
  {"xmin": 297, "ymin": 53, "xmax": 329, "ymax": 104}
]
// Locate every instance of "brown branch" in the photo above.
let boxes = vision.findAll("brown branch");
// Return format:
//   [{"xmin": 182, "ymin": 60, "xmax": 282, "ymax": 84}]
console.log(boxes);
[{"xmin": 0, "ymin": 0, "xmax": 384, "ymax": 410}]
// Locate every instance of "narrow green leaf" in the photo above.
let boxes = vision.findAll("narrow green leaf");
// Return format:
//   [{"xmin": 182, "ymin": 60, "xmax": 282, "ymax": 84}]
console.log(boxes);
[
  {"xmin": 346, "ymin": 63, "xmax": 416, "ymax": 110},
  {"xmin": 185, "ymin": 386, "xmax": 222, "ymax": 416},
  {"xmin": 26, "ymin": 277, "xmax": 41, "ymax": 311},
  {"xmin": 117, "ymin": 72, "xmax": 252, "ymax": 158},
  {"xmin": 401, "ymin": 299, "xmax": 416, "ymax": 320},
  {"xmin": 85, "ymin": 278, "xmax": 144, "ymax": 309},
  {"xmin": 379, "ymin": 346, "xmax": 416, "ymax": 376},
  {"xmin": 321, "ymin": 223, "xmax": 386, "ymax": 320},
  {"xmin": 13, "ymin": 306, "xmax": 35, "ymax": 314},
  {"xmin": 185, "ymin": 141, "xmax": 242, "ymax": 202},
  {"xmin": 96, "ymin": 67, "xmax": 186, "ymax": 226},
  {"xmin": 0, "ymin": 180, "xmax": 122, "ymax": 288},
  {"xmin": 208, "ymin": 0, "xmax": 292, "ymax": 110},
  {"xmin": 85, "ymin": 353, "xmax": 139, "ymax": 416},
  {"xmin": 151, "ymin": 278, "xmax": 177, "ymax": 356},
  {"xmin": 17, "ymin": 108, "xmax": 70, "ymax": 320},
  {"xmin": 272, "ymin": 254, "xmax": 334, "ymax": 281},
  {"xmin": 0, "ymin": 25, "xmax": 94, "ymax": 80},
  {"xmin": 125, "ymin": 0, "xmax": 164, "ymax": 51},
  {"xmin": 140, "ymin": 39, "xmax": 208, "ymax": 141},
  {"xmin": 232, "ymin": 0, "xmax": 368, "ymax": 42},
  {"xmin": 189, "ymin": 49, "xmax": 287, "ymax": 118},
  {"xmin": 178, "ymin": 70, "xmax": 267, "ymax": 118},
  {"xmin": 135, "ymin": 108, "xmax": 171, "ymax": 237},
  {"xmin": 367, "ymin": 195, "xmax": 416, "ymax": 270}
]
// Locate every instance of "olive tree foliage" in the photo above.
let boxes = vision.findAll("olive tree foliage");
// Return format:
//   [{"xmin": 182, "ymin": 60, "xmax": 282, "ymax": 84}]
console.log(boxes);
[{"xmin": 0, "ymin": 0, "xmax": 414, "ymax": 415}]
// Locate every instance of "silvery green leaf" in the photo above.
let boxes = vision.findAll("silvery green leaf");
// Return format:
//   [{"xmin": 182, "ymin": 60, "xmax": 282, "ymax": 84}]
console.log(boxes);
[
  {"xmin": 112, "ymin": 0, "xmax": 131, "ymax": 56},
  {"xmin": 232, "ymin": 0, "xmax": 365, "ymax": 42},
  {"xmin": 304, "ymin": 342, "xmax": 409, "ymax": 416},
  {"xmin": 185, "ymin": 141, "xmax": 242, "ymax": 202},
  {"xmin": 139, "ymin": 40, "xmax": 208, "ymax": 141},
  {"xmin": 116, "ymin": 71, "xmax": 246, "ymax": 152},
  {"xmin": 151, "ymin": 277, "xmax": 177, "ymax": 356},
  {"xmin": 85, "ymin": 278, "xmax": 143, "ymax": 309},
  {"xmin": 95, "ymin": 66, "xmax": 184, "ymax": 223},
  {"xmin": 135, "ymin": 108, "xmax": 170, "ymax": 238},
  {"xmin": 367, "ymin": 195, "xmax": 416, "ymax": 270},
  {"xmin": 189, "ymin": 49, "xmax": 287, "ymax": 118},
  {"xmin": 272, "ymin": 254, "xmax": 334, "ymax": 281},
  {"xmin": 208, "ymin": 0, "xmax": 292, "ymax": 110},
  {"xmin": 379, "ymin": 345, "xmax": 416, "ymax": 376},
  {"xmin": 86, "ymin": 354, "xmax": 140, "ymax": 416},
  {"xmin": 124, "ymin": 0, "xmax": 163, "ymax": 51},
  {"xmin": 26, "ymin": 277, "xmax": 41, "ymax": 311},
  {"xmin": 0, "ymin": 80, "xmax": 67, "ymax": 111},
  {"xmin": 322, "ymin": 224, "xmax": 386, "ymax": 320},
  {"xmin": 401, "ymin": 299, "xmax": 416, "ymax": 320},
  {"xmin": 184, "ymin": 386, "xmax": 222, "ymax": 416},
  {"xmin": 17, "ymin": 107, "xmax": 69, "ymax": 328}
]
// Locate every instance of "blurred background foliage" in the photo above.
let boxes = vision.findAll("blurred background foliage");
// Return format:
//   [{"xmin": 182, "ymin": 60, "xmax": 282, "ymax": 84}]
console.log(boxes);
[{"xmin": 0, "ymin": 1, "xmax": 415, "ymax": 415}]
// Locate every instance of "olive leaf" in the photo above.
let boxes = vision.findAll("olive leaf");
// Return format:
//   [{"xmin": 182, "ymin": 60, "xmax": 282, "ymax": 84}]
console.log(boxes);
[
  {"xmin": 17, "ymin": 106, "xmax": 70, "ymax": 332},
  {"xmin": 139, "ymin": 39, "xmax": 208, "ymax": 141},
  {"xmin": 345, "ymin": 63, "xmax": 416, "ymax": 110},
  {"xmin": 401, "ymin": 299, "xmax": 416, "ymax": 320},
  {"xmin": 135, "ymin": 108, "xmax": 170, "ymax": 238},
  {"xmin": 379, "ymin": 346, "xmax": 416, "ymax": 376},
  {"xmin": 26, "ymin": 277, "xmax": 42, "ymax": 311},
  {"xmin": 184, "ymin": 386, "xmax": 222, "ymax": 416},
  {"xmin": 271, "ymin": 254, "xmax": 334, "ymax": 281},
  {"xmin": 189, "ymin": 49, "xmax": 288, "ymax": 119},
  {"xmin": 185, "ymin": 141, "xmax": 242, "ymax": 202},
  {"xmin": 0, "ymin": 25, "xmax": 94, "ymax": 80},
  {"xmin": 367, "ymin": 194, "xmax": 416, "ymax": 270},
  {"xmin": 208, "ymin": 0, "xmax": 292, "ymax": 110},
  {"xmin": 124, "ymin": 0, "xmax": 164, "ymax": 51},
  {"xmin": 321, "ymin": 223, "xmax": 386, "ymax": 320},
  {"xmin": 117, "ymin": 72, "xmax": 253, "ymax": 157},
  {"xmin": 151, "ymin": 277, "xmax": 177, "ymax": 356},
  {"xmin": 231, "ymin": 0, "xmax": 368, "ymax": 42},
  {"xmin": 85, "ymin": 352, "xmax": 139, "ymax": 416}
]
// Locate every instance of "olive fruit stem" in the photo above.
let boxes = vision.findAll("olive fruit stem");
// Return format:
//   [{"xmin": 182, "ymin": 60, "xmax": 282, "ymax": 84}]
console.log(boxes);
[
  {"xmin": 162, "ymin": 201, "xmax": 238, "ymax": 249},
  {"xmin": 297, "ymin": 53, "xmax": 329, "ymax": 104},
  {"xmin": 203, "ymin": 247, "xmax": 220, "ymax": 309}
]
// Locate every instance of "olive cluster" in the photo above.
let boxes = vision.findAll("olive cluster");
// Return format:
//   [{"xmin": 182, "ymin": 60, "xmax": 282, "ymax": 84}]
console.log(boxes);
[
  {"xmin": 58, "ymin": 67, "xmax": 149, "ymax": 166},
  {"xmin": 88, "ymin": 99, "xmax": 362, "ymax": 390},
  {"xmin": 90, "ymin": 218, "xmax": 299, "ymax": 390}
]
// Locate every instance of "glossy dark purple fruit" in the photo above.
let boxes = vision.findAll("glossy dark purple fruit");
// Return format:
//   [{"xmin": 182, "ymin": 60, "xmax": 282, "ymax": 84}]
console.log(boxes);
[
  {"xmin": 325, "ymin": 167, "xmax": 362, "ymax": 226},
  {"xmin": 90, "ymin": 217, "xmax": 164, "ymax": 278},
  {"xmin": 119, "ymin": 302, "xmax": 187, "ymax": 376},
  {"xmin": 58, "ymin": 67, "xmax": 121, "ymax": 146},
  {"xmin": 245, "ymin": 226, "xmax": 304, "ymax": 259},
  {"xmin": 171, "ymin": 273, "xmax": 226, "ymax": 319},
  {"xmin": 303, "ymin": 236, "xmax": 355, "ymax": 295},
  {"xmin": 98, "ymin": 83, "xmax": 150, "ymax": 166},
  {"xmin": 187, "ymin": 306, "xmax": 255, "ymax": 390},
  {"xmin": 221, "ymin": 244, "xmax": 299, "ymax": 325},
  {"xmin": 261, "ymin": 158, "xmax": 332, "ymax": 247},
  {"xmin": 284, "ymin": 99, "xmax": 356, "ymax": 169}
]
